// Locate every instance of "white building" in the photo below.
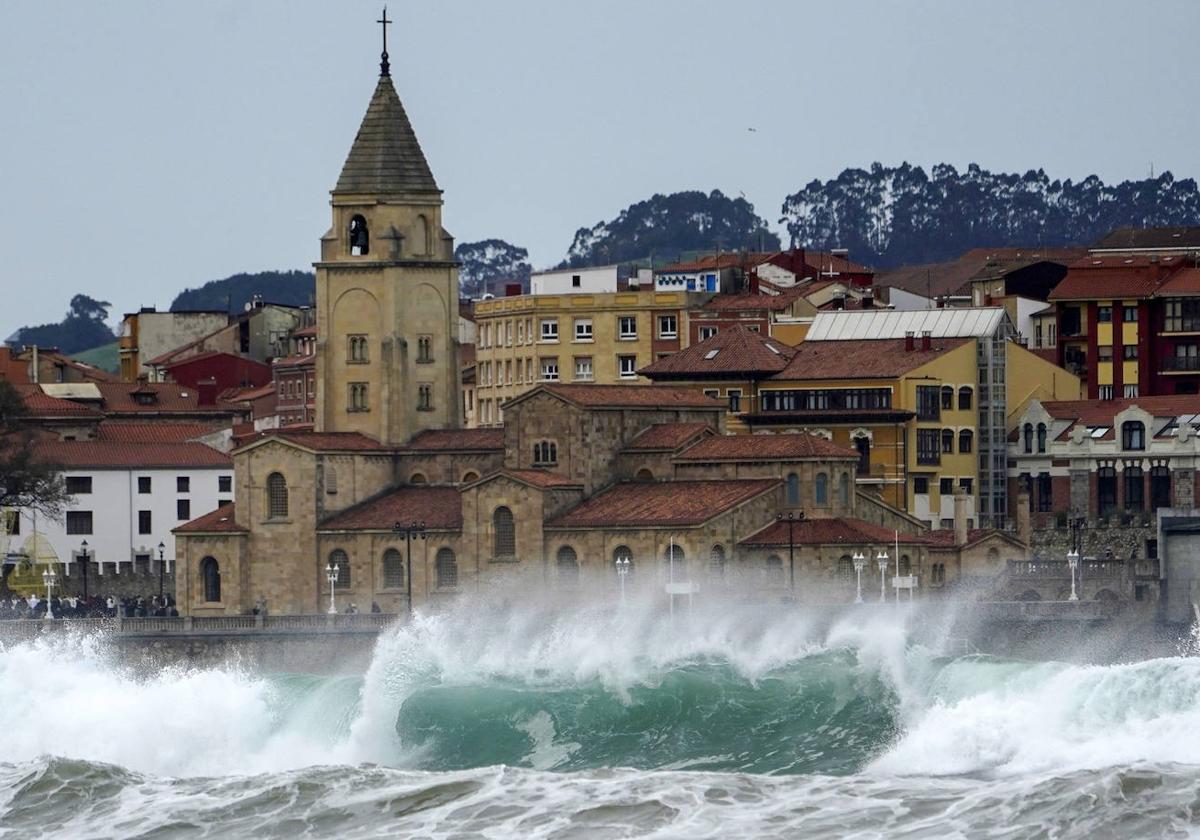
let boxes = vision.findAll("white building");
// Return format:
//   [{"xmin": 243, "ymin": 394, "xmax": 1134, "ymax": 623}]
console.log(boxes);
[
  {"xmin": 530, "ymin": 265, "xmax": 619, "ymax": 295},
  {"xmin": 4, "ymin": 430, "xmax": 233, "ymax": 587}
]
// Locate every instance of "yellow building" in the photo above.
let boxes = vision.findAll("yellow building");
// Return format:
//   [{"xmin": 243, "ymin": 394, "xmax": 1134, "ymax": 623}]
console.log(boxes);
[
  {"xmin": 470, "ymin": 290, "xmax": 698, "ymax": 427},
  {"xmin": 744, "ymin": 309, "xmax": 1079, "ymax": 528}
]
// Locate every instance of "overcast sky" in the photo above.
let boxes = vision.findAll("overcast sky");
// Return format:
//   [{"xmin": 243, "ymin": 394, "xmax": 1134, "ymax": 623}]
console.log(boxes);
[{"xmin": 3, "ymin": 0, "xmax": 1198, "ymax": 339}]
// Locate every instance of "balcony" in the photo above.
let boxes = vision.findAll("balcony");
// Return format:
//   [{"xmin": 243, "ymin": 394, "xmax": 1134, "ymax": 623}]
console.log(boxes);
[{"xmin": 1161, "ymin": 356, "xmax": 1200, "ymax": 372}]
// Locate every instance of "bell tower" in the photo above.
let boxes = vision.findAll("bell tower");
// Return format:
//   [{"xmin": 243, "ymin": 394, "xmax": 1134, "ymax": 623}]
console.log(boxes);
[{"xmin": 313, "ymin": 10, "xmax": 462, "ymax": 445}]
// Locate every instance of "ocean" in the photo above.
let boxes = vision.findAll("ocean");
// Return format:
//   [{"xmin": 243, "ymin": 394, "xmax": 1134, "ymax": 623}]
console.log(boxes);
[{"xmin": 2, "ymin": 596, "xmax": 1198, "ymax": 839}]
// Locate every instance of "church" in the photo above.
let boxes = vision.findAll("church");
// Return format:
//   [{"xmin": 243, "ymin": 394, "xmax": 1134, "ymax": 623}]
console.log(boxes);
[{"xmin": 172, "ymin": 32, "xmax": 1028, "ymax": 616}]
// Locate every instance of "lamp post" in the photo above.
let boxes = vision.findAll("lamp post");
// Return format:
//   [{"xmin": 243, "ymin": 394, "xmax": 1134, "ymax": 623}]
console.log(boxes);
[
  {"xmin": 78, "ymin": 539, "xmax": 90, "ymax": 600},
  {"xmin": 41, "ymin": 566, "xmax": 57, "ymax": 620},
  {"xmin": 157, "ymin": 541, "xmax": 166, "ymax": 601},
  {"xmin": 852, "ymin": 551, "xmax": 867, "ymax": 603},
  {"xmin": 1068, "ymin": 515, "xmax": 1086, "ymax": 599},
  {"xmin": 776, "ymin": 510, "xmax": 805, "ymax": 594},
  {"xmin": 878, "ymin": 547, "xmax": 888, "ymax": 600},
  {"xmin": 325, "ymin": 561, "xmax": 339, "ymax": 614},
  {"xmin": 615, "ymin": 556, "xmax": 631, "ymax": 603},
  {"xmin": 392, "ymin": 521, "xmax": 427, "ymax": 615},
  {"xmin": 1066, "ymin": 549, "xmax": 1080, "ymax": 602}
]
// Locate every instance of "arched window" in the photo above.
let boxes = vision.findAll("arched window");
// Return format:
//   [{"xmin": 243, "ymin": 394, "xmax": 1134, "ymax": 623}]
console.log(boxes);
[
  {"xmin": 532, "ymin": 441, "xmax": 557, "ymax": 465},
  {"xmin": 415, "ymin": 214, "xmax": 430, "ymax": 255},
  {"xmin": 1036, "ymin": 423, "xmax": 1047, "ymax": 453},
  {"xmin": 436, "ymin": 547, "xmax": 458, "ymax": 588},
  {"xmin": 349, "ymin": 214, "xmax": 369, "ymax": 256},
  {"xmin": 1023, "ymin": 423, "xmax": 1033, "ymax": 454},
  {"xmin": 838, "ymin": 472, "xmax": 851, "ymax": 507},
  {"xmin": 461, "ymin": 471, "xmax": 479, "ymax": 484},
  {"xmin": 664, "ymin": 543, "xmax": 686, "ymax": 573},
  {"xmin": 635, "ymin": 468, "xmax": 654, "ymax": 482},
  {"xmin": 708, "ymin": 544, "xmax": 726, "ymax": 576},
  {"xmin": 1122, "ymin": 421, "xmax": 1145, "ymax": 451},
  {"xmin": 1098, "ymin": 466, "xmax": 1117, "ymax": 515},
  {"xmin": 612, "ymin": 545, "xmax": 634, "ymax": 574},
  {"xmin": 201, "ymin": 556, "xmax": 220, "ymax": 603},
  {"xmin": 493, "ymin": 506, "xmax": 515, "ymax": 560},
  {"xmin": 941, "ymin": 428, "xmax": 954, "ymax": 453},
  {"xmin": 1151, "ymin": 465, "xmax": 1171, "ymax": 510},
  {"xmin": 329, "ymin": 549, "xmax": 350, "ymax": 588},
  {"xmin": 815, "ymin": 472, "xmax": 828, "ymax": 506},
  {"xmin": 325, "ymin": 466, "xmax": 339, "ymax": 495},
  {"xmin": 837, "ymin": 555, "xmax": 854, "ymax": 580},
  {"xmin": 382, "ymin": 548, "xmax": 404, "ymax": 589},
  {"xmin": 854, "ymin": 435, "xmax": 871, "ymax": 476},
  {"xmin": 786, "ymin": 473, "xmax": 800, "ymax": 505},
  {"xmin": 266, "ymin": 472, "xmax": 288, "ymax": 519},
  {"xmin": 409, "ymin": 473, "xmax": 427, "ymax": 485},
  {"xmin": 958, "ymin": 387, "xmax": 972, "ymax": 411},
  {"xmin": 556, "ymin": 546, "xmax": 579, "ymax": 582},
  {"xmin": 940, "ymin": 386, "xmax": 954, "ymax": 410},
  {"xmin": 766, "ymin": 554, "xmax": 784, "ymax": 583},
  {"xmin": 958, "ymin": 429, "xmax": 973, "ymax": 454}
]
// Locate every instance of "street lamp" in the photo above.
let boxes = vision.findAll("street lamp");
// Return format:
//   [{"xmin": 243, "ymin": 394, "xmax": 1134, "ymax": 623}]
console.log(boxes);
[
  {"xmin": 876, "ymin": 550, "xmax": 889, "ymax": 603},
  {"xmin": 1066, "ymin": 549, "xmax": 1080, "ymax": 602},
  {"xmin": 157, "ymin": 541, "xmax": 166, "ymax": 601},
  {"xmin": 852, "ymin": 551, "xmax": 867, "ymax": 603},
  {"xmin": 78, "ymin": 539, "xmax": 90, "ymax": 599},
  {"xmin": 325, "ymin": 561, "xmax": 339, "ymax": 614},
  {"xmin": 41, "ymin": 566, "xmax": 57, "ymax": 620},
  {"xmin": 615, "ymin": 556, "xmax": 631, "ymax": 603},
  {"xmin": 393, "ymin": 521, "xmax": 426, "ymax": 615},
  {"xmin": 776, "ymin": 510, "xmax": 805, "ymax": 594}
]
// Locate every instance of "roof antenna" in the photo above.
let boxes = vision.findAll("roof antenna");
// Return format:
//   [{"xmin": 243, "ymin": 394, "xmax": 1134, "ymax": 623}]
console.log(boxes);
[{"xmin": 377, "ymin": 6, "xmax": 392, "ymax": 77}]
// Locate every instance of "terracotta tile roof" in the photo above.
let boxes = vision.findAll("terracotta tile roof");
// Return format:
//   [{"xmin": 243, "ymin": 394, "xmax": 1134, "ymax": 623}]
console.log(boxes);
[
  {"xmin": 402, "ymin": 428, "xmax": 505, "ymax": 451},
  {"xmin": 659, "ymin": 253, "xmax": 775, "ymax": 273},
  {"xmin": 273, "ymin": 352, "xmax": 316, "ymax": 369},
  {"xmin": 234, "ymin": 429, "xmax": 389, "ymax": 453},
  {"xmin": 93, "ymin": 382, "xmax": 237, "ymax": 414},
  {"xmin": 319, "ymin": 487, "xmax": 462, "ymax": 531},
  {"xmin": 174, "ymin": 503, "xmax": 247, "ymax": 534},
  {"xmin": 492, "ymin": 468, "xmax": 582, "ymax": 489},
  {"xmin": 676, "ymin": 432, "xmax": 857, "ymax": 461},
  {"xmin": 1039, "ymin": 395, "xmax": 1200, "ymax": 435},
  {"xmin": 546, "ymin": 479, "xmax": 778, "ymax": 528},
  {"xmin": 1156, "ymin": 267, "xmax": 1200, "ymax": 296},
  {"xmin": 34, "ymin": 439, "xmax": 232, "ymax": 469},
  {"xmin": 95, "ymin": 422, "xmax": 223, "ymax": 443},
  {"xmin": 1091, "ymin": 226, "xmax": 1200, "ymax": 252},
  {"xmin": 803, "ymin": 251, "xmax": 873, "ymax": 275},
  {"xmin": 702, "ymin": 286, "xmax": 807, "ymax": 312},
  {"xmin": 878, "ymin": 248, "xmax": 1083, "ymax": 300},
  {"xmin": 623, "ymin": 423, "xmax": 714, "ymax": 451},
  {"xmin": 15, "ymin": 385, "xmax": 103, "ymax": 417},
  {"xmin": 770, "ymin": 337, "xmax": 970, "ymax": 381},
  {"xmin": 640, "ymin": 325, "xmax": 796, "ymax": 379},
  {"xmin": 1047, "ymin": 255, "xmax": 1182, "ymax": 301},
  {"xmin": 740, "ymin": 518, "xmax": 930, "ymax": 547},
  {"xmin": 923, "ymin": 528, "xmax": 1017, "ymax": 549},
  {"xmin": 224, "ymin": 383, "xmax": 277, "ymax": 403},
  {"xmin": 530, "ymin": 384, "xmax": 725, "ymax": 409}
]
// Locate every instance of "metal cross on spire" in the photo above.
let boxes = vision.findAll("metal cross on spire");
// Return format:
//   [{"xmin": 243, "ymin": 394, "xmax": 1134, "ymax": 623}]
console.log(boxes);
[{"xmin": 377, "ymin": 7, "xmax": 392, "ymax": 77}]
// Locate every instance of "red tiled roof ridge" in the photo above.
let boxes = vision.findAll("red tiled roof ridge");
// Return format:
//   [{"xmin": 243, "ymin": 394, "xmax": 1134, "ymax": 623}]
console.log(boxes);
[
  {"xmin": 523, "ymin": 383, "xmax": 725, "ymax": 409},
  {"xmin": 402, "ymin": 427, "xmax": 505, "ymax": 451},
  {"xmin": 175, "ymin": 502, "xmax": 247, "ymax": 534},
  {"xmin": 319, "ymin": 485, "xmax": 462, "ymax": 531},
  {"xmin": 35, "ymin": 439, "xmax": 232, "ymax": 469},
  {"xmin": 769, "ymin": 336, "xmax": 970, "ymax": 381},
  {"xmin": 676, "ymin": 431, "xmax": 858, "ymax": 461},
  {"xmin": 623, "ymin": 422, "xmax": 715, "ymax": 451},
  {"xmin": 546, "ymin": 478, "xmax": 779, "ymax": 529},
  {"xmin": 641, "ymin": 325, "xmax": 796, "ymax": 378},
  {"xmin": 739, "ymin": 517, "xmax": 932, "ymax": 547}
]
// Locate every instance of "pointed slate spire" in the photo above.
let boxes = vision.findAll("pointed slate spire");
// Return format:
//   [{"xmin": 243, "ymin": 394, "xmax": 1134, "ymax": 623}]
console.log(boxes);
[{"xmin": 334, "ymin": 74, "xmax": 440, "ymax": 195}]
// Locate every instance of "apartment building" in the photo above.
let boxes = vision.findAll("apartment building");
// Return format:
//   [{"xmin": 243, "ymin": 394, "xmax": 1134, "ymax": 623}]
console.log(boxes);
[{"xmin": 470, "ymin": 289, "xmax": 695, "ymax": 426}]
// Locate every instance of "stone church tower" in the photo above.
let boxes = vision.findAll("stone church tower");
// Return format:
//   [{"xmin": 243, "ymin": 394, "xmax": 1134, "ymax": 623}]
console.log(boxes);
[{"xmin": 314, "ymin": 42, "xmax": 461, "ymax": 445}]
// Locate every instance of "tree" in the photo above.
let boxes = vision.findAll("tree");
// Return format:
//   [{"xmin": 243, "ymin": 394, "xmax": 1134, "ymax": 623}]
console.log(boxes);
[
  {"xmin": 9, "ymin": 294, "xmax": 117, "ymax": 354},
  {"xmin": 0, "ymin": 380, "xmax": 66, "ymax": 596}
]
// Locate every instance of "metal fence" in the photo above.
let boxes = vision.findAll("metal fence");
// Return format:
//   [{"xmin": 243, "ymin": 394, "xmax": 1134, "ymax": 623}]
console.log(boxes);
[{"xmin": 0, "ymin": 613, "xmax": 399, "ymax": 638}]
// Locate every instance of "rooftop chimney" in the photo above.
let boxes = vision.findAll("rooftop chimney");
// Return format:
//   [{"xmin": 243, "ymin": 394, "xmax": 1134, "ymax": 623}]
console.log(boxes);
[
  {"xmin": 921, "ymin": 331, "xmax": 932, "ymax": 351},
  {"xmin": 954, "ymin": 486, "xmax": 969, "ymax": 547},
  {"xmin": 904, "ymin": 331, "xmax": 915, "ymax": 352},
  {"xmin": 862, "ymin": 290, "xmax": 874, "ymax": 309}
]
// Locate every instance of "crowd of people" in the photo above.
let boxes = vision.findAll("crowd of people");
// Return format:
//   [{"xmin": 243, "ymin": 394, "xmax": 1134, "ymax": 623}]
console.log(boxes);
[{"xmin": 0, "ymin": 593, "xmax": 179, "ymax": 620}]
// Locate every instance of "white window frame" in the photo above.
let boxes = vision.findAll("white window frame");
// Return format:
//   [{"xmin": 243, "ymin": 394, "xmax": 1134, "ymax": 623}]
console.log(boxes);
[
  {"xmin": 618, "ymin": 316, "xmax": 637, "ymax": 340},
  {"xmin": 618, "ymin": 354, "xmax": 637, "ymax": 379},
  {"xmin": 658, "ymin": 314, "xmax": 678, "ymax": 339},
  {"xmin": 540, "ymin": 358, "xmax": 560, "ymax": 381},
  {"xmin": 574, "ymin": 318, "xmax": 594, "ymax": 342},
  {"xmin": 698, "ymin": 326, "xmax": 719, "ymax": 341},
  {"xmin": 574, "ymin": 356, "xmax": 594, "ymax": 381},
  {"xmin": 540, "ymin": 319, "xmax": 559, "ymax": 342}
]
